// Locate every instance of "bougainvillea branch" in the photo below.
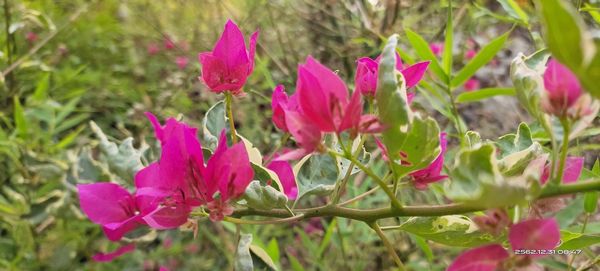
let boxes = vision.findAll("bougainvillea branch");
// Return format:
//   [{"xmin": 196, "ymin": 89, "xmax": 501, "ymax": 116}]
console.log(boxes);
[{"xmin": 230, "ymin": 178, "xmax": 600, "ymax": 222}]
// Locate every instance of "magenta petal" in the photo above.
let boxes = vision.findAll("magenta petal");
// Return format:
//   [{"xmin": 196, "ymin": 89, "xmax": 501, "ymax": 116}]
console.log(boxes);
[
  {"xmin": 304, "ymin": 56, "xmax": 348, "ymax": 102},
  {"xmin": 271, "ymin": 85, "xmax": 289, "ymax": 132},
  {"xmin": 509, "ymin": 218, "xmax": 560, "ymax": 258},
  {"xmin": 248, "ymin": 31, "xmax": 259, "ymax": 72},
  {"xmin": 92, "ymin": 243, "xmax": 136, "ymax": 262},
  {"xmin": 447, "ymin": 244, "xmax": 509, "ymax": 271},
  {"xmin": 562, "ymin": 157, "xmax": 584, "ymax": 183},
  {"xmin": 143, "ymin": 204, "xmax": 190, "ymax": 230},
  {"xmin": 267, "ymin": 160, "xmax": 298, "ymax": 200},
  {"xmin": 338, "ymin": 90, "xmax": 363, "ymax": 132},
  {"xmin": 213, "ymin": 19, "xmax": 248, "ymax": 69},
  {"xmin": 77, "ymin": 183, "xmax": 134, "ymax": 225},
  {"xmin": 410, "ymin": 132, "xmax": 448, "ymax": 189},
  {"xmin": 134, "ymin": 162, "xmax": 161, "ymax": 189},
  {"xmin": 297, "ymin": 64, "xmax": 336, "ymax": 131},
  {"xmin": 543, "ymin": 59, "xmax": 582, "ymax": 106},
  {"xmin": 145, "ymin": 112, "xmax": 165, "ymax": 143},
  {"xmin": 102, "ymin": 215, "xmax": 141, "ymax": 242},
  {"xmin": 355, "ymin": 57, "xmax": 379, "ymax": 97},
  {"xmin": 284, "ymin": 110, "xmax": 322, "ymax": 153},
  {"xmin": 272, "ymin": 148, "xmax": 310, "ymax": 161},
  {"xmin": 401, "ymin": 61, "xmax": 430, "ymax": 88}
]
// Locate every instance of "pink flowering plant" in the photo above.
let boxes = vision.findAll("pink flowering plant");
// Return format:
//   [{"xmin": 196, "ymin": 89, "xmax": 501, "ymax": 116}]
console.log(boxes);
[{"xmin": 71, "ymin": 1, "xmax": 600, "ymax": 270}]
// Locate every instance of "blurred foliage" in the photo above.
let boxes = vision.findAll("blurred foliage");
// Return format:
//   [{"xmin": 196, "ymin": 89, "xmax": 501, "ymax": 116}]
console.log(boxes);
[{"xmin": 0, "ymin": 0, "xmax": 599, "ymax": 270}]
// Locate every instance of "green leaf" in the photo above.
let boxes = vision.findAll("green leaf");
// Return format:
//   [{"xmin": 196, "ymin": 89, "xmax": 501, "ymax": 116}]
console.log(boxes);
[
  {"xmin": 13, "ymin": 96, "xmax": 28, "ymax": 139},
  {"xmin": 445, "ymin": 143, "xmax": 535, "ymax": 208},
  {"xmin": 318, "ymin": 218, "xmax": 336, "ymax": 256},
  {"xmin": 496, "ymin": 123, "xmax": 543, "ymax": 176},
  {"xmin": 510, "ymin": 49, "xmax": 550, "ymax": 118},
  {"xmin": 538, "ymin": 0, "xmax": 599, "ymax": 98},
  {"xmin": 203, "ymin": 100, "xmax": 227, "ymax": 151},
  {"xmin": 11, "ymin": 221, "xmax": 34, "ymax": 255},
  {"xmin": 558, "ymin": 232, "xmax": 600, "ymax": 250},
  {"xmin": 235, "ymin": 234, "xmax": 253, "ymax": 271},
  {"xmin": 293, "ymin": 154, "xmax": 338, "ymax": 200},
  {"xmin": 250, "ymin": 244, "xmax": 278, "ymax": 271},
  {"xmin": 398, "ymin": 215, "xmax": 498, "ymax": 247},
  {"xmin": 442, "ymin": 2, "xmax": 453, "ymax": 74},
  {"xmin": 287, "ymin": 253, "xmax": 305, "ymax": 271},
  {"xmin": 90, "ymin": 121, "xmax": 145, "ymax": 183},
  {"xmin": 242, "ymin": 181, "xmax": 288, "ymax": 210},
  {"xmin": 266, "ymin": 238, "xmax": 280, "ymax": 265},
  {"xmin": 405, "ymin": 29, "xmax": 448, "ymax": 82},
  {"xmin": 497, "ymin": 0, "xmax": 529, "ymax": 26},
  {"xmin": 408, "ymin": 234, "xmax": 433, "ymax": 263},
  {"xmin": 388, "ymin": 115, "xmax": 441, "ymax": 177},
  {"xmin": 32, "ymin": 73, "xmax": 50, "ymax": 102},
  {"xmin": 556, "ymin": 196, "xmax": 584, "ymax": 228},
  {"xmin": 584, "ymin": 192, "xmax": 598, "ymax": 214},
  {"xmin": 334, "ymin": 137, "xmax": 370, "ymax": 178},
  {"xmin": 376, "ymin": 34, "xmax": 411, "ymax": 129},
  {"xmin": 455, "ymin": 88, "xmax": 516, "ymax": 103},
  {"xmin": 452, "ymin": 31, "xmax": 510, "ymax": 88}
]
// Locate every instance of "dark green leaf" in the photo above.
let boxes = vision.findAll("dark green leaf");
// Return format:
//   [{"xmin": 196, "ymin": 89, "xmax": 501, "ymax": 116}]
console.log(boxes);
[
  {"xmin": 452, "ymin": 31, "xmax": 510, "ymax": 88},
  {"xmin": 405, "ymin": 29, "xmax": 448, "ymax": 82}
]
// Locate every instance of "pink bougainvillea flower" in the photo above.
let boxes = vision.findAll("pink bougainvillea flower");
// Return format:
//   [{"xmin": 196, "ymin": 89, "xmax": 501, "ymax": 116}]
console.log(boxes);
[
  {"xmin": 267, "ymin": 160, "xmax": 298, "ymax": 200},
  {"xmin": 77, "ymin": 183, "xmax": 154, "ymax": 241},
  {"xmin": 447, "ymin": 244, "xmax": 510, "ymax": 271},
  {"xmin": 430, "ymin": 42, "xmax": 443, "ymax": 56},
  {"xmin": 355, "ymin": 54, "xmax": 430, "ymax": 97},
  {"xmin": 509, "ymin": 218, "xmax": 560, "ymax": 258},
  {"xmin": 164, "ymin": 37, "xmax": 176, "ymax": 50},
  {"xmin": 540, "ymin": 156, "xmax": 584, "ymax": 184},
  {"xmin": 138, "ymin": 114, "xmax": 254, "ymax": 223},
  {"xmin": 135, "ymin": 113, "xmax": 205, "ymax": 228},
  {"xmin": 409, "ymin": 132, "xmax": 448, "ymax": 189},
  {"xmin": 463, "ymin": 78, "xmax": 480, "ymax": 92},
  {"xmin": 465, "ymin": 49, "xmax": 477, "ymax": 60},
  {"xmin": 147, "ymin": 43, "xmax": 160, "ymax": 55},
  {"xmin": 26, "ymin": 32, "xmax": 38, "ymax": 43},
  {"xmin": 202, "ymin": 130, "xmax": 254, "ymax": 221},
  {"xmin": 198, "ymin": 19, "xmax": 258, "ymax": 95},
  {"xmin": 92, "ymin": 243, "xmax": 136, "ymax": 262},
  {"xmin": 542, "ymin": 59, "xmax": 582, "ymax": 116},
  {"xmin": 175, "ymin": 56, "xmax": 189, "ymax": 70}
]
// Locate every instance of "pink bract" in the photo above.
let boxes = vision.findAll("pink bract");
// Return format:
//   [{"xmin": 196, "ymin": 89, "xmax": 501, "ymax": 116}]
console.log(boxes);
[
  {"xmin": 447, "ymin": 244, "xmax": 509, "ymax": 271},
  {"xmin": 198, "ymin": 19, "xmax": 258, "ymax": 95}
]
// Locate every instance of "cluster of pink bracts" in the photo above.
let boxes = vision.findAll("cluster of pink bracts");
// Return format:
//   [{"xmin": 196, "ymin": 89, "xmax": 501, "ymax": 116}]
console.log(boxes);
[{"xmin": 78, "ymin": 19, "xmax": 590, "ymax": 266}]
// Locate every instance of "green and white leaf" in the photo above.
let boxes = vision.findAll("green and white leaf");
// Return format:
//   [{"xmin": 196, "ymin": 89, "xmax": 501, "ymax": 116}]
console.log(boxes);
[
  {"xmin": 398, "ymin": 215, "xmax": 498, "ymax": 247},
  {"xmin": 293, "ymin": 154, "xmax": 338, "ymax": 200},
  {"xmin": 243, "ymin": 181, "xmax": 287, "ymax": 210}
]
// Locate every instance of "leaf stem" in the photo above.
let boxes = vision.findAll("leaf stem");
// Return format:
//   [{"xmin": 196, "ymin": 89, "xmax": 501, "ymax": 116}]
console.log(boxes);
[
  {"xmin": 369, "ymin": 222, "xmax": 406, "ymax": 270},
  {"xmin": 225, "ymin": 91, "xmax": 238, "ymax": 144},
  {"xmin": 554, "ymin": 117, "xmax": 570, "ymax": 185},
  {"xmin": 330, "ymin": 149, "xmax": 403, "ymax": 210},
  {"xmin": 223, "ymin": 214, "xmax": 305, "ymax": 225}
]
